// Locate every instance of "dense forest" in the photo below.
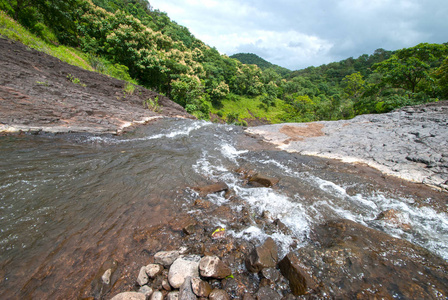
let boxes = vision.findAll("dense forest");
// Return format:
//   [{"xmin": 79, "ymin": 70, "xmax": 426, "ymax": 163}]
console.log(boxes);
[{"xmin": 1, "ymin": 0, "xmax": 447, "ymax": 124}]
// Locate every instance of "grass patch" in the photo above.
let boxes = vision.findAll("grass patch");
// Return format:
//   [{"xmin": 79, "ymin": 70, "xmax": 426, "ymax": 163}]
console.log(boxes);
[
  {"xmin": 0, "ymin": 10, "xmax": 136, "ymax": 84},
  {"xmin": 211, "ymin": 94, "xmax": 286, "ymax": 124}
]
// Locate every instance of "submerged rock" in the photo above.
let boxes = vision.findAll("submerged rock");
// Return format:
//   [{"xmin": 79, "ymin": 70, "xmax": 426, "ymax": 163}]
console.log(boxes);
[
  {"xmin": 246, "ymin": 237, "xmax": 278, "ymax": 273},
  {"xmin": 375, "ymin": 209, "xmax": 411, "ymax": 230},
  {"xmin": 193, "ymin": 182, "xmax": 229, "ymax": 196},
  {"xmin": 248, "ymin": 174, "xmax": 279, "ymax": 188}
]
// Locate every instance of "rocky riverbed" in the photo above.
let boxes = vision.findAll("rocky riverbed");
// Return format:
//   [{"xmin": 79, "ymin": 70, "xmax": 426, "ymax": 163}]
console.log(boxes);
[
  {"xmin": 104, "ymin": 179, "xmax": 448, "ymax": 300},
  {"xmin": 246, "ymin": 101, "xmax": 448, "ymax": 191}
]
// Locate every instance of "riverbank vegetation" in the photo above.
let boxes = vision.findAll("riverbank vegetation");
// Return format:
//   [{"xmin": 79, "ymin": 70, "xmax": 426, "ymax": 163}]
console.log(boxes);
[{"xmin": 1, "ymin": 0, "xmax": 447, "ymax": 123}]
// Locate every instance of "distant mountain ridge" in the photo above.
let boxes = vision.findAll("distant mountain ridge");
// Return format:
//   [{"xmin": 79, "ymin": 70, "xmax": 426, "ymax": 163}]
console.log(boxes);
[{"xmin": 230, "ymin": 53, "xmax": 291, "ymax": 76}]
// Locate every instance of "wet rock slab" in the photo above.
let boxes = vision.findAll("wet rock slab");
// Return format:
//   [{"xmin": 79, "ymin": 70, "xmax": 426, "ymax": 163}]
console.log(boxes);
[
  {"xmin": 246, "ymin": 101, "xmax": 448, "ymax": 190},
  {"xmin": 0, "ymin": 38, "xmax": 192, "ymax": 135}
]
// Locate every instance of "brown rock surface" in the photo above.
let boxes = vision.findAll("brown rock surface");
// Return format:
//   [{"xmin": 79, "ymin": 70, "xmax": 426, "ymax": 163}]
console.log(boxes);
[
  {"xmin": 0, "ymin": 38, "xmax": 192, "ymax": 134},
  {"xmin": 246, "ymin": 237, "xmax": 278, "ymax": 273},
  {"xmin": 296, "ymin": 219, "xmax": 448, "ymax": 298}
]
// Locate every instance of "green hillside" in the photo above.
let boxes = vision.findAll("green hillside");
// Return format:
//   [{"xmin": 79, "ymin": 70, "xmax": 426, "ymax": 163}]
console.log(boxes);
[
  {"xmin": 1, "ymin": 0, "xmax": 447, "ymax": 124},
  {"xmin": 230, "ymin": 53, "xmax": 291, "ymax": 76}
]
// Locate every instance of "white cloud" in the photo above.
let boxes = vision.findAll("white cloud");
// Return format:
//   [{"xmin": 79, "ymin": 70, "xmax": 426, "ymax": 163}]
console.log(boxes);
[{"xmin": 150, "ymin": 0, "xmax": 448, "ymax": 70}]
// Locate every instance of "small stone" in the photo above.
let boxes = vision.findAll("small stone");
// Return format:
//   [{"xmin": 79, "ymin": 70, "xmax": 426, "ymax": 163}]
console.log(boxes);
[
  {"xmin": 138, "ymin": 285, "xmax": 154, "ymax": 297},
  {"xmin": 243, "ymin": 293, "xmax": 256, "ymax": 300},
  {"xmin": 178, "ymin": 276, "xmax": 197, "ymax": 300},
  {"xmin": 150, "ymin": 291, "xmax": 163, "ymax": 300},
  {"xmin": 246, "ymin": 237, "xmax": 278, "ymax": 273},
  {"xmin": 166, "ymin": 291, "xmax": 179, "ymax": 300},
  {"xmin": 183, "ymin": 223, "xmax": 197, "ymax": 235},
  {"xmin": 146, "ymin": 264, "xmax": 163, "ymax": 278},
  {"xmin": 154, "ymin": 250, "xmax": 180, "ymax": 268},
  {"xmin": 191, "ymin": 277, "xmax": 213, "ymax": 297},
  {"xmin": 209, "ymin": 289, "xmax": 230, "ymax": 300},
  {"xmin": 168, "ymin": 255, "xmax": 201, "ymax": 288},
  {"xmin": 255, "ymin": 286, "xmax": 282, "ymax": 300},
  {"xmin": 162, "ymin": 279, "xmax": 172, "ymax": 291},
  {"xmin": 137, "ymin": 266, "xmax": 149, "ymax": 286},
  {"xmin": 194, "ymin": 199, "xmax": 211, "ymax": 209},
  {"xmin": 261, "ymin": 268, "xmax": 281, "ymax": 282},
  {"xmin": 375, "ymin": 209, "xmax": 411, "ymax": 230},
  {"xmin": 111, "ymin": 292, "xmax": 146, "ymax": 300},
  {"xmin": 102, "ymin": 268, "xmax": 112, "ymax": 285},
  {"xmin": 199, "ymin": 256, "xmax": 231, "ymax": 279}
]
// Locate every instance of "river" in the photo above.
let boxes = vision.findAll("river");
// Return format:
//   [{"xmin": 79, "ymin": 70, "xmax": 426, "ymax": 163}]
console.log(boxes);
[{"xmin": 1, "ymin": 118, "xmax": 447, "ymax": 299}]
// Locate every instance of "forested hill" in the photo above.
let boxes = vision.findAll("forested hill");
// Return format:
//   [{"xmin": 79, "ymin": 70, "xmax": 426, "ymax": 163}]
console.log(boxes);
[
  {"xmin": 230, "ymin": 53, "xmax": 291, "ymax": 76},
  {"xmin": 1, "ymin": 0, "xmax": 447, "ymax": 125}
]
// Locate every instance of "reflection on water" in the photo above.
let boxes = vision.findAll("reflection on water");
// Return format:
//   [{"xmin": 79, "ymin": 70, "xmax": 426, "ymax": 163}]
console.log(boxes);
[{"xmin": 0, "ymin": 118, "xmax": 447, "ymax": 299}]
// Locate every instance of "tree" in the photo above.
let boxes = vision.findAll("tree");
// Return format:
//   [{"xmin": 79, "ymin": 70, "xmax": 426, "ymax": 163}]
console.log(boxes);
[
  {"xmin": 374, "ymin": 43, "xmax": 448, "ymax": 93},
  {"xmin": 342, "ymin": 72, "xmax": 365, "ymax": 99}
]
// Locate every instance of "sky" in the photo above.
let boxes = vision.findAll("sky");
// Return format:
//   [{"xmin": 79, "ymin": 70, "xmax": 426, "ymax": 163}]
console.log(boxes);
[{"xmin": 149, "ymin": 0, "xmax": 448, "ymax": 70}]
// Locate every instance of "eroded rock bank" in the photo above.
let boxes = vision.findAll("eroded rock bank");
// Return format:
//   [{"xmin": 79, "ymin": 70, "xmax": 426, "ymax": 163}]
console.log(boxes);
[
  {"xmin": 0, "ymin": 37, "xmax": 192, "ymax": 135},
  {"xmin": 246, "ymin": 101, "xmax": 448, "ymax": 191}
]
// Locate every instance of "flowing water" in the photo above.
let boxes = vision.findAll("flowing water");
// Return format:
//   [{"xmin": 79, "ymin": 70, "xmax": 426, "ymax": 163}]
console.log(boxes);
[{"xmin": 1, "ymin": 118, "xmax": 447, "ymax": 299}]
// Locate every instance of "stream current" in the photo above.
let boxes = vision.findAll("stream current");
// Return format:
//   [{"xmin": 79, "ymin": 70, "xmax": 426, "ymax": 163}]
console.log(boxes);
[{"xmin": 1, "ymin": 118, "xmax": 447, "ymax": 298}]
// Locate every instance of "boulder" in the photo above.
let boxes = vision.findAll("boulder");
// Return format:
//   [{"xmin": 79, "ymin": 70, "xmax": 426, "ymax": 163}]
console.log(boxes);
[
  {"xmin": 168, "ymin": 255, "xmax": 201, "ymax": 288},
  {"xmin": 137, "ymin": 266, "xmax": 149, "ymax": 286},
  {"xmin": 278, "ymin": 252, "xmax": 314, "ymax": 296},
  {"xmin": 178, "ymin": 276, "xmax": 197, "ymax": 300},
  {"xmin": 145, "ymin": 264, "xmax": 163, "ymax": 278},
  {"xmin": 246, "ymin": 237, "xmax": 278, "ymax": 273},
  {"xmin": 199, "ymin": 256, "xmax": 231, "ymax": 279},
  {"xmin": 248, "ymin": 174, "xmax": 279, "ymax": 188},
  {"xmin": 154, "ymin": 250, "xmax": 180, "ymax": 268},
  {"xmin": 191, "ymin": 277, "xmax": 213, "ymax": 297},
  {"xmin": 255, "ymin": 286, "xmax": 282, "ymax": 300},
  {"xmin": 111, "ymin": 292, "xmax": 146, "ymax": 300},
  {"xmin": 209, "ymin": 289, "xmax": 230, "ymax": 300}
]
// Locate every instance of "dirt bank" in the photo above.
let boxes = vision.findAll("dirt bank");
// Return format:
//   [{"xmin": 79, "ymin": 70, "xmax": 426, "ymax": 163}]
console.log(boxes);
[
  {"xmin": 0, "ymin": 37, "xmax": 192, "ymax": 134},
  {"xmin": 246, "ymin": 101, "xmax": 448, "ymax": 191}
]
